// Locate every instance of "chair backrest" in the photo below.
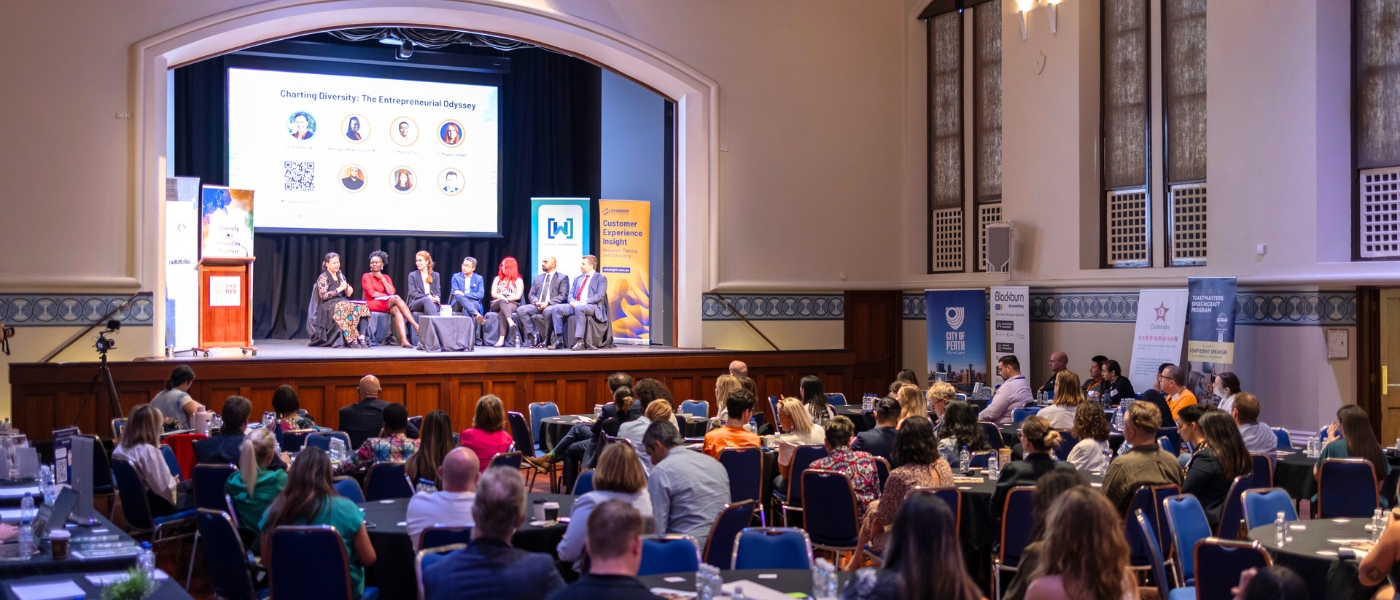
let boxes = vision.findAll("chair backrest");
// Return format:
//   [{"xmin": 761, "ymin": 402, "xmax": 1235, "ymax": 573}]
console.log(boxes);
[
  {"xmin": 873, "ymin": 456, "xmax": 891, "ymax": 491},
  {"xmin": 490, "ymin": 451, "xmax": 522, "ymax": 470},
  {"xmin": 1250, "ymin": 454, "xmax": 1274, "ymax": 487},
  {"xmin": 305, "ymin": 433, "xmax": 331, "ymax": 451},
  {"xmin": 87, "ymin": 435, "xmax": 115, "ymax": 493},
  {"xmin": 1158, "ymin": 427, "xmax": 1185, "ymax": 452},
  {"xmin": 785, "ymin": 445, "xmax": 829, "ymax": 505},
  {"xmin": 193, "ymin": 463, "xmax": 238, "ymax": 512},
  {"xmin": 160, "ymin": 444, "xmax": 183, "ymax": 481},
  {"xmin": 969, "ymin": 452, "xmax": 991, "ymax": 469},
  {"xmin": 638, "ymin": 535, "xmax": 702, "ymax": 576},
  {"xmin": 998, "ymin": 486, "xmax": 1036, "ymax": 567},
  {"xmin": 573, "ymin": 470, "xmax": 595, "ymax": 495},
  {"xmin": 110, "ymin": 458, "xmax": 155, "ymax": 531},
  {"xmin": 417, "ymin": 543, "xmax": 467, "ymax": 600},
  {"xmin": 528, "ymin": 402, "xmax": 560, "ymax": 450},
  {"xmin": 1162, "ymin": 494, "xmax": 1211, "ymax": 584},
  {"xmin": 364, "ymin": 461, "xmax": 413, "ymax": 501},
  {"xmin": 680, "ymin": 400, "xmax": 710, "ymax": 419},
  {"xmin": 269, "ymin": 525, "xmax": 354, "ymax": 600},
  {"xmin": 767, "ymin": 396, "xmax": 781, "ymax": 425},
  {"xmin": 908, "ymin": 487, "xmax": 962, "ymax": 537},
  {"xmin": 1053, "ymin": 431, "xmax": 1079, "ymax": 461},
  {"xmin": 421, "ymin": 526, "xmax": 473, "ymax": 550},
  {"xmin": 333, "ymin": 477, "xmax": 365, "ymax": 504},
  {"xmin": 1272, "ymin": 428, "xmax": 1291, "ymax": 450},
  {"xmin": 1134, "ymin": 509, "xmax": 1172, "ymax": 600},
  {"xmin": 197, "ymin": 509, "xmax": 258, "ymax": 600},
  {"xmin": 1157, "ymin": 436, "xmax": 1177, "ymax": 456},
  {"xmin": 717, "ymin": 447, "xmax": 762, "ymax": 505},
  {"xmin": 1318, "ymin": 458, "xmax": 1380, "ymax": 518},
  {"xmin": 1125, "ymin": 485, "xmax": 1180, "ymax": 568},
  {"xmin": 732, "ymin": 527, "xmax": 813, "ymax": 570},
  {"xmin": 1242, "ymin": 488, "xmax": 1297, "ymax": 531},
  {"xmin": 703, "ymin": 500, "xmax": 757, "ymax": 568},
  {"xmin": 981, "ymin": 422, "xmax": 1005, "ymax": 450},
  {"xmin": 1194, "ymin": 538, "xmax": 1272, "ymax": 600},
  {"xmin": 112, "ymin": 418, "xmax": 127, "ymax": 441},
  {"xmin": 281, "ymin": 431, "xmax": 310, "ymax": 453},
  {"xmin": 1216, "ymin": 474, "xmax": 1251, "ymax": 540},
  {"xmin": 802, "ymin": 469, "xmax": 860, "ymax": 547},
  {"xmin": 1011, "ymin": 408, "xmax": 1038, "ymax": 423},
  {"xmin": 506, "ymin": 411, "xmax": 535, "ymax": 457},
  {"xmin": 825, "ymin": 393, "xmax": 847, "ymax": 406}
]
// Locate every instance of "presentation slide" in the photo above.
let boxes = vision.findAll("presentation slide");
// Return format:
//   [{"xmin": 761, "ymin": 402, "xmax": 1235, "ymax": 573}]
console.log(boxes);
[{"xmin": 227, "ymin": 68, "xmax": 499, "ymax": 235}]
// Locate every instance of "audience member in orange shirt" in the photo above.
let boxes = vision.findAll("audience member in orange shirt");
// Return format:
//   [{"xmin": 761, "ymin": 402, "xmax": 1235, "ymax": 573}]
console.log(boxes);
[{"xmin": 702, "ymin": 388, "xmax": 760, "ymax": 459}]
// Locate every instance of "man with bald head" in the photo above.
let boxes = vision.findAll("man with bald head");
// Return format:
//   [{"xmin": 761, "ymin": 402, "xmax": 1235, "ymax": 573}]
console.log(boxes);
[
  {"xmin": 406, "ymin": 447, "xmax": 481, "ymax": 551},
  {"xmin": 516, "ymin": 256, "xmax": 570, "ymax": 348},
  {"xmin": 728, "ymin": 360, "xmax": 748, "ymax": 379},
  {"xmin": 338, "ymin": 374, "xmax": 418, "ymax": 448},
  {"xmin": 1039, "ymin": 350, "xmax": 1068, "ymax": 395}
]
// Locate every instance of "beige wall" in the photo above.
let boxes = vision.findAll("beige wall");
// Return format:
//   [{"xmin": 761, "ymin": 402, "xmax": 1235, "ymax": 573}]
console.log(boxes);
[
  {"xmin": 0, "ymin": 327, "xmax": 154, "ymax": 421},
  {"xmin": 702, "ymin": 320, "xmax": 843, "ymax": 352}
]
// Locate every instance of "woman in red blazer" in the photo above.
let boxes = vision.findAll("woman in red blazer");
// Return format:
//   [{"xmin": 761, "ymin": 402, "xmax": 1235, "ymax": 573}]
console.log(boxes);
[{"xmin": 362, "ymin": 251, "xmax": 418, "ymax": 347}]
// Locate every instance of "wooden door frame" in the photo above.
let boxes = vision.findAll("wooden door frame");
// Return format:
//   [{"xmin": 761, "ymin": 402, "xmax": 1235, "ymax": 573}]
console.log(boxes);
[
  {"xmin": 1358, "ymin": 286, "xmax": 1382, "ymax": 439},
  {"xmin": 843, "ymin": 290, "xmax": 905, "ymax": 397}
]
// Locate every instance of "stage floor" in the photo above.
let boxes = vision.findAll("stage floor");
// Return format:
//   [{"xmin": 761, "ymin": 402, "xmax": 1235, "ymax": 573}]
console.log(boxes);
[{"xmin": 153, "ymin": 338, "xmax": 729, "ymax": 362}]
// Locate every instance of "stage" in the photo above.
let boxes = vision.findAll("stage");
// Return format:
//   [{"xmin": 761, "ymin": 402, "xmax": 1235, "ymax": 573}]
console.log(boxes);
[{"xmin": 8, "ymin": 339, "xmax": 855, "ymax": 442}]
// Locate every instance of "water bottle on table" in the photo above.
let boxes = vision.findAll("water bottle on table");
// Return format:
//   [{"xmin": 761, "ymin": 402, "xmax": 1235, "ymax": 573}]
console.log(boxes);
[
  {"xmin": 139, "ymin": 541, "xmax": 156, "ymax": 577},
  {"xmin": 18, "ymin": 493, "xmax": 34, "ymax": 556},
  {"xmin": 959, "ymin": 446, "xmax": 970, "ymax": 474}
]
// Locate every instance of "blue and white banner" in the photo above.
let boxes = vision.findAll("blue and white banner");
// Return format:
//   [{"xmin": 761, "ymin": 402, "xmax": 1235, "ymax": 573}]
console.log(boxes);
[
  {"xmin": 1128, "ymin": 289, "xmax": 1188, "ymax": 395},
  {"xmin": 530, "ymin": 198, "xmax": 592, "ymax": 280},
  {"xmin": 990, "ymin": 286, "xmax": 1030, "ymax": 387},
  {"xmin": 925, "ymin": 289, "xmax": 989, "ymax": 393},
  {"xmin": 1187, "ymin": 277, "xmax": 1238, "ymax": 365}
]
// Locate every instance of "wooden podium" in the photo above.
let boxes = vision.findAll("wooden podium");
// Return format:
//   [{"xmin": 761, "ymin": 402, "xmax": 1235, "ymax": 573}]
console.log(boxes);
[{"xmin": 197, "ymin": 256, "xmax": 256, "ymax": 356}]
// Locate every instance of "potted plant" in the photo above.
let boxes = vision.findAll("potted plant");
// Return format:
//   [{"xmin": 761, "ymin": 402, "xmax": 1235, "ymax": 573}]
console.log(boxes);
[{"xmin": 101, "ymin": 567, "xmax": 157, "ymax": 600}]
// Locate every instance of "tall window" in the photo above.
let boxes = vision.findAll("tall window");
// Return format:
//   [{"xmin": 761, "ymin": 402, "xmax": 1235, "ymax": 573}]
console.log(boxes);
[
  {"xmin": 1355, "ymin": 0, "xmax": 1400, "ymax": 260},
  {"xmin": 928, "ymin": 10, "xmax": 964, "ymax": 273},
  {"xmin": 1101, "ymin": 0, "xmax": 1151, "ymax": 267},
  {"xmin": 974, "ymin": 0, "xmax": 1003, "ymax": 272},
  {"xmin": 1163, "ymin": 0, "xmax": 1207, "ymax": 266}
]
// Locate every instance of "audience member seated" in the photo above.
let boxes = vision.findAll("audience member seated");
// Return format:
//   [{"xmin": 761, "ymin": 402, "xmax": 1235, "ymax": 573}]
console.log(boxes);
[
  {"xmin": 1183, "ymin": 410, "xmax": 1253, "ymax": 529},
  {"xmin": 545, "ymin": 500, "xmax": 663, "ymax": 600},
  {"xmin": 1022, "ymin": 487, "xmax": 1133, "ymax": 600},
  {"xmin": 558, "ymin": 443, "xmax": 653, "ymax": 571},
  {"xmin": 1036, "ymin": 370, "xmax": 1084, "ymax": 430},
  {"xmin": 1102, "ymin": 360, "xmax": 1136, "ymax": 406},
  {"xmin": 363, "ymin": 250, "xmax": 419, "ymax": 347},
  {"xmin": 841, "ymin": 493, "xmax": 980, "ymax": 600},
  {"xmin": 1102, "ymin": 402, "xmax": 1183, "ymax": 516},
  {"xmin": 894, "ymin": 384, "xmax": 928, "ymax": 427},
  {"xmin": 1159, "ymin": 364, "xmax": 1198, "ymax": 422},
  {"xmin": 774, "ymin": 397, "xmax": 827, "ymax": 493},
  {"xmin": 406, "ymin": 447, "xmax": 480, "ymax": 552},
  {"xmin": 272, "ymin": 385, "xmax": 318, "ymax": 431},
  {"xmin": 1001, "ymin": 470, "xmax": 1091, "ymax": 600},
  {"xmin": 345, "ymin": 402, "xmax": 419, "ymax": 473},
  {"xmin": 1232, "ymin": 393, "xmax": 1277, "ymax": 459},
  {"xmin": 851, "ymin": 397, "xmax": 898, "ymax": 463},
  {"xmin": 896, "ymin": 368, "xmax": 920, "ymax": 387},
  {"xmin": 620, "ymin": 399, "xmax": 671, "ymax": 445},
  {"xmin": 194, "ymin": 395, "xmax": 287, "ymax": 470},
  {"xmin": 407, "ymin": 410, "xmax": 455, "ymax": 489},
  {"xmin": 981, "ymin": 356, "xmax": 1033, "ymax": 424},
  {"xmin": 590, "ymin": 387, "xmax": 641, "ymax": 463},
  {"xmin": 1083, "ymin": 355, "xmax": 1107, "ymax": 395},
  {"xmin": 225, "ymin": 427, "xmax": 287, "ymax": 538},
  {"xmin": 643, "ymin": 420, "xmax": 729, "ymax": 549},
  {"xmin": 421, "ymin": 466, "xmax": 565, "ymax": 600},
  {"xmin": 809, "ymin": 416, "xmax": 880, "ymax": 518},
  {"xmin": 1316, "ymin": 404, "xmax": 1391, "ymax": 507},
  {"xmin": 702, "ymin": 388, "xmax": 760, "ymax": 458},
  {"xmin": 1232, "ymin": 566, "xmax": 1309, "ymax": 600},
  {"xmin": 1135, "ymin": 362, "xmax": 1176, "ymax": 428},
  {"xmin": 886, "ymin": 380, "xmax": 905, "ymax": 401},
  {"xmin": 853, "ymin": 416, "xmax": 953, "ymax": 563},
  {"xmin": 800, "ymin": 375, "xmax": 836, "ymax": 427},
  {"xmin": 991, "ymin": 416, "xmax": 1072, "ymax": 520},
  {"xmin": 707, "ymin": 375, "xmax": 742, "ymax": 429},
  {"xmin": 114, "ymin": 404, "xmax": 191, "ymax": 517},
  {"xmin": 927, "ymin": 382, "xmax": 953, "ymax": 437},
  {"xmin": 728, "ymin": 360, "xmax": 748, "ymax": 379},
  {"xmin": 1066, "ymin": 403, "xmax": 1111, "ymax": 472},
  {"xmin": 1357, "ymin": 508, "xmax": 1400, "ymax": 598},
  {"xmin": 1176, "ymin": 404, "xmax": 1208, "ymax": 466},
  {"xmin": 149, "ymin": 365, "xmax": 203, "ymax": 430},
  {"xmin": 938, "ymin": 400, "xmax": 991, "ymax": 458},
  {"xmin": 261, "ymin": 447, "xmax": 377, "ymax": 600},
  {"xmin": 339, "ymin": 375, "xmax": 419, "ymax": 449},
  {"xmin": 1214, "ymin": 371, "xmax": 1242, "ymax": 413},
  {"xmin": 1039, "ymin": 351, "xmax": 1068, "ymax": 395},
  {"xmin": 462, "ymin": 395, "xmax": 515, "ymax": 466},
  {"xmin": 600, "ymin": 373, "xmax": 643, "ymax": 418}
]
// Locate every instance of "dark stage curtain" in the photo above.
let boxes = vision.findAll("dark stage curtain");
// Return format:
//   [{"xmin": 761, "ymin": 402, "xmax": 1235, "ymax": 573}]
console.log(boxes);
[{"xmin": 175, "ymin": 48, "xmax": 600, "ymax": 339}]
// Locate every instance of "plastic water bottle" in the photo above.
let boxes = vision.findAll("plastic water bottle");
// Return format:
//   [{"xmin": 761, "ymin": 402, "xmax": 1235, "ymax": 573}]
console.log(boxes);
[
  {"xmin": 1374, "ymin": 509, "xmax": 1386, "ymax": 542},
  {"xmin": 139, "ymin": 541, "xmax": 156, "ymax": 578},
  {"xmin": 1098, "ymin": 449, "xmax": 1111, "ymax": 476},
  {"xmin": 1275, "ymin": 511, "xmax": 1286, "ymax": 546},
  {"xmin": 987, "ymin": 452, "xmax": 1000, "ymax": 478},
  {"xmin": 747, "ymin": 416, "xmax": 757, "ymax": 433},
  {"xmin": 39, "ymin": 465, "xmax": 55, "ymax": 506},
  {"xmin": 959, "ymin": 446, "xmax": 970, "ymax": 474},
  {"xmin": 18, "ymin": 493, "xmax": 34, "ymax": 556},
  {"xmin": 812, "ymin": 558, "xmax": 838, "ymax": 598},
  {"xmin": 732, "ymin": 586, "xmax": 746, "ymax": 600}
]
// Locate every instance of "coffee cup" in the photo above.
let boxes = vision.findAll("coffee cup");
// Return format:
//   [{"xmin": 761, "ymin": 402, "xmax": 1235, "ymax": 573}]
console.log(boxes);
[
  {"xmin": 532, "ymin": 499, "xmax": 546, "ymax": 521},
  {"xmin": 49, "ymin": 529, "xmax": 70, "ymax": 560},
  {"xmin": 543, "ymin": 501, "xmax": 560, "ymax": 522}
]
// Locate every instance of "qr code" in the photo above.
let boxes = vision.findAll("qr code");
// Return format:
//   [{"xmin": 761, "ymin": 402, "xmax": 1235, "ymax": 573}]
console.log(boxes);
[{"xmin": 284, "ymin": 161, "xmax": 315, "ymax": 191}]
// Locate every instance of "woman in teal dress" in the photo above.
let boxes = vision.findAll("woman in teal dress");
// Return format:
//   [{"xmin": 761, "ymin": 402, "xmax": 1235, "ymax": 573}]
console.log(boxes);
[
  {"xmin": 1314, "ymin": 404, "xmax": 1391, "ymax": 508},
  {"xmin": 261, "ymin": 447, "xmax": 377, "ymax": 599}
]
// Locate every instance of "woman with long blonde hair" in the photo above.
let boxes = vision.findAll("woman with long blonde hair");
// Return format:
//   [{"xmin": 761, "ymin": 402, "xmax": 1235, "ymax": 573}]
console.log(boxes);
[
  {"xmin": 709, "ymin": 374, "xmax": 745, "ymax": 428},
  {"xmin": 774, "ymin": 397, "xmax": 825, "ymax": 490},
  {"xmin": 1038, "ymin": 370, "xmax": 1086, "ymax": 430},
  {"xmin": 896, "ymin": 384, "xmax": 928, "ymax": 427},
  {"xmin": 556, "ymin": 442, "xmax": 653, "ymax": 570},
  {"xmin": 226, "ymin": 426, "xmax": 287, "ymax": 536},
  {"xmin": 113, "ymin": 404, "xmax": 189, "ymax": 516},
  {"xmin": 1024, "ymin": 487, "xmax": 1135, "ymax": 600}
]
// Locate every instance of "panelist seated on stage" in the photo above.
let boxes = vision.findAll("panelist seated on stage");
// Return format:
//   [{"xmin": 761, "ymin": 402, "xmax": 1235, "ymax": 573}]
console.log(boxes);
[
  {"xmin": 362, "ymin": 250, "xmax": 419, "ymax": 348},
  {"xmin": 450, "ymin": 256, "xmax": 487, "ymax": 324},
  {"xmin": 554, "ymin": 255, "xmax": 611, "ymax": 351},
  {"xmin": 407, "ymin": 251, "xmax": 443, "ymax": 316},
  {"xmin": 515, "ymin": 256, "xmax": 570, "ymax": 348}
]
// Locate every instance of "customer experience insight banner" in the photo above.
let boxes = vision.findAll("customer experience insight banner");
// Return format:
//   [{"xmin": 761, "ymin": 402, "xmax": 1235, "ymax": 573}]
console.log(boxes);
[
  {"xmin": 600, "ymin": 200, "xmax": 651, "ymax": 344},
  {"xmin": 925, "ymin": 289, "xmax": 989, "ymax": 393}
]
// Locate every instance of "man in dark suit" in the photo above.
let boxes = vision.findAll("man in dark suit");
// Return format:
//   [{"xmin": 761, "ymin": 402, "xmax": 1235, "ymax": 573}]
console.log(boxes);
[
  {"xmin": 851, "ymin": 397, "xmax": 899, "ymax": 463},
  {"xmin": 193, "ymin": 395, "xmax": 287, "ymax": 469},
  {"xmin": 338, "ymin": 375, "xmax": 418, "ymax": 448},
  {"xmin": 421, "ymin": 466, "xmax": 566, "ymax": 600},
  {"xmin": 515, "ymin": 256, "xmax": 570, "ymax": 348},
  {"xmin": 551, "ymin": 255, "xmax": 608, "ymax": 350},
  {"xmin": 544, "ymin": 500, "xmax": 661, "ymax": 600}
]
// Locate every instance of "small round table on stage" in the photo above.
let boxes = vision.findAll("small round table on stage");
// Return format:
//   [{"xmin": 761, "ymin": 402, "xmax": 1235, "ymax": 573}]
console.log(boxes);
[{"xmin": 1249, "ymin": 518, "xmax": 1372, "ymax": 600}]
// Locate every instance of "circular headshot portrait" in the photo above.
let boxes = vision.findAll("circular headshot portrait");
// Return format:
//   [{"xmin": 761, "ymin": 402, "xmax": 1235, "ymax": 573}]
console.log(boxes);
[
  {"xmin": 287, "ymin": 111, "xmax": 316, "ymax": 140},
  {"xmin": 341, "ymin": 114, "xmax": 369, "ymax": 143},
  {"xmin": 390, "ymin": 117, "xmax": 419, "ymax": 146},
  {"xmin": 339, "ymin": 165, "xmax": 367, "ymax": 192},
  {"xmin": 390, "ymin": 166, "xmax": 417, "ymax": 194},
  {"xmin": 438, "ymin": 120, "xmax": 464, "ymax": 147},
  {"xmin": 438, "ymin": 168, "xmax": 464, "ymax": 196}
]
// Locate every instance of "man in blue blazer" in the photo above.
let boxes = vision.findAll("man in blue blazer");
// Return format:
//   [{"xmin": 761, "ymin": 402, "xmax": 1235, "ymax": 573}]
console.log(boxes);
[
  {"xmin": 449, "ymin": 256, "xmax": 486, "ymax": 324},
  {"xmin": 548, "ymin": 255, "xmax": 609, "ymax": 350},
  {"xmin": 515, "ymin": 256, "xmax": 570, "ymax": 348}
]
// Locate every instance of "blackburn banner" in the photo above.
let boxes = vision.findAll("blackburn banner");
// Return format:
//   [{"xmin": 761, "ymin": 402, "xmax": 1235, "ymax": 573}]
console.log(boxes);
[
  {"xmin": 530, "ymin": 198, "xmax": 591, "ymax": 280},
  {"xmin": 925, "ymin": 289, "xmax": 989, "ymax": 393},
  {"xmin": 1128, "ymin": 289, "xmax": 1189, "ymax": 395},
  {"xmin": 989, "ymin": 286, "xmax": 1030, "ymax": 387},
  {"xmin": 600, "ymin": 200, "xmax": 651, "ymax": 345}
]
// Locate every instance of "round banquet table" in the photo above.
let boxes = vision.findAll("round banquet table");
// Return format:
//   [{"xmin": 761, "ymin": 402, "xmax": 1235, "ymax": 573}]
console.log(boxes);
[
  {"xmin": 948, "ymin": 466, "xmax": 1106, "ymax": 555},
  {"xmin": 1249, "ymin": 518, "xmax": 1372, "ymax": 600},
  {"xmin": 358, "ymin": 493, "xmax": 574, "ymax": 600},
  {"xmin": 539, "ymin": 415, "xmax": 709, "ymax": 452},
  {"xmin": 637, "ymin": 568, "xmax": 850, "ymax": 597},
  {"xmin": 832, "ymin": 405, "xmax": 875, "ymax": 432},
  {"xmin": 1274, "ymin": 450, "xmax": 1317, "ymax": 502}
]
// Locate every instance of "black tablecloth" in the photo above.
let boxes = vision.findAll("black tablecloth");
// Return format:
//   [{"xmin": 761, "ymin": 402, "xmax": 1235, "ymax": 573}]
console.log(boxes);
[
  {"xmin": 0, "ymin": 515, "xmax": 140, "ymax": 580},
  {"xmin": 1249, "ymin": 518, "xmax": 1370, "ymax": 600},
  {"xmin": 637, "ymin": 568, "xmax": 850, "ymax": 595},
  {"xmin": 1275, "ymin": 451, "xmax": 1317, "ymax": 501},
  {"xmin": 2, "ymin": 572, "xmax": 193, "ymax": 600},
  {"xmin": 358, "ymin": 494, "xmax": 573, "ymax": 600},
  {"xmin": 832, "ymin": 405, "xmax": 875, "ymax": 433},
  {"xmin": 416, "ymin": 314, "xmax": 476, "ymax": 352},
  {"xmin": 539, "ymin": 416, "xmax": 707, "ymax": 453}
]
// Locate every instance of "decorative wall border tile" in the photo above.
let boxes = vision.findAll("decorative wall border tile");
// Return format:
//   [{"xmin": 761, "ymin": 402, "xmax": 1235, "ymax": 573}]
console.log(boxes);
[
  {"xmin": 702, "ymin": 294, "xmax": 844, "ymax": 320},
  {"xmin": 902, "ymin": 290, "xmax": 1357, "ymax": 326},
  {"xmin": 0, "ymin": 293, "xmax": 155, "ymax": 327}
]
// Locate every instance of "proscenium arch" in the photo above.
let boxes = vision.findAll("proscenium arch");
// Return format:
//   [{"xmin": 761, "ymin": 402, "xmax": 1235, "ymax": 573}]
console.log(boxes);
[{"xmin": 132, "ymin": 0, "xmax": 716, "ymax": 353}]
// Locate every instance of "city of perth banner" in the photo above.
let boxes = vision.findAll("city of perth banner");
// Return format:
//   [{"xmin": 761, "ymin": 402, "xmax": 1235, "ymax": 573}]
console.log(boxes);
[{"xmin": 925, "ymin": 289, "xmax": 989, "ymax": 393}]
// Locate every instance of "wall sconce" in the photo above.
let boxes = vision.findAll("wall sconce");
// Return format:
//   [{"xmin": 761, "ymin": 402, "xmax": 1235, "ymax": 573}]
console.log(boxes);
[
  {"xmin": 1016, "ymin": 0, "xmax": 1033, "ymax": 40},
  {"xmin": 1046, "ymin": 0, "xmax": 1061, "ymax": 34}
]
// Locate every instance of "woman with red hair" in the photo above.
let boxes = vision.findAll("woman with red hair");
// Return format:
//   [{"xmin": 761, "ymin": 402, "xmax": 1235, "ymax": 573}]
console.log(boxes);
[
  {"xmin": 490, "ymin": 256, "xmax": 524, "ymax": 347},
  {"xmin": 406, "ymin": 251, "xmax": 442, "ymax": 316}
]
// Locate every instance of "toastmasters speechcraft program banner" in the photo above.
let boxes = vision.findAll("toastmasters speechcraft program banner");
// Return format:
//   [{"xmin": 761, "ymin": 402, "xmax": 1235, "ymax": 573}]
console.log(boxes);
[
  {"xmin": 1128, "ymin": 289, "xmax": 1188, "ymax": 395},
  {"xmin": 989, "ymin": 286, "xmax": 1030, "ymax": 387},
  {"xmin": 1187, "ymin": 277, "xmax": 1239, "ymax": 365},
  {"xmin": 925, "ymin": 289, "xmax": 989, "ymax": 392},
  {"xmin": 530, "ymin": 198, "xmax": 591, "ymax": 281},
  {"xmin": 599, "ymin": 200, "xmax": 651, "ymax": 345},
  {"xmin": 200, "ymin": 186, "xmax": 255, "ymax": 259}
]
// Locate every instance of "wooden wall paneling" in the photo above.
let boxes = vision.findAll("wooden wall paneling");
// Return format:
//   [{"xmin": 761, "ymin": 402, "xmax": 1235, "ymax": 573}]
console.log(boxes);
[
  {"xmin": 533, "ymin": 379, "xmax": 559, "ymax": 409},
  {"xmin": 380, "ymin": 383, "xmax": 407, "ymax": 405},
  {"xmin": 297, "ymin": 385, "xmax": 326, "ymax": 426},
  {"xmin": 332, "ymin": 386, "xmax": 361, "ymax": 430},
  {"xmin": 562, "ymin": 379, "xmax": 589, "ymax": 415},
  {"xmin": 411, "ymin": 381, "xmax": 442, "ymax": 417}
]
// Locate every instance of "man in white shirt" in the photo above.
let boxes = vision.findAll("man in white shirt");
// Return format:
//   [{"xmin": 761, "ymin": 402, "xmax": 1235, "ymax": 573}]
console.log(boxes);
[
  {"xmin": 979, "ymin": 356, "xmax": 1033, "ymax": 424},
  {"xmin": 1232, "ymin": 392, "xmax": 1277, "ymax": 460},
  {"xmin": 406, "ymin": 447, "xmax": 480, "ymax": 551}
]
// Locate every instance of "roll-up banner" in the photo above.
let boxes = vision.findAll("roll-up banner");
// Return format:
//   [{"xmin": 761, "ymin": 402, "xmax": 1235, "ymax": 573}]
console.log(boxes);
[
  {"xmin": 199, "ymin": 186, "xmax": 255, "ymax": 259},
  {"xmin": 600, "ymin": 200, "xmax": 651, "ymax": 345},
  {"xmin": 1187, "ymin": 277, "xmax": 1239, "ymax": 399},
  {"xmin": 1128, "ymin": 289, "xmax": 1189, "ymax": 395},
  {"xmin": 989, "ymin": 286, "xmax": 1030, "ymax": 387},
  {"xmin": 925, "ymin": 289, "xmax": 989, "ymax": 393},
  {"xmin": 166, "ymin": 177, "xmax": 201, "ymax": 350},
  {"xmin": 530, "ymin": 198, "xmax": 592, "ymax": 280}
]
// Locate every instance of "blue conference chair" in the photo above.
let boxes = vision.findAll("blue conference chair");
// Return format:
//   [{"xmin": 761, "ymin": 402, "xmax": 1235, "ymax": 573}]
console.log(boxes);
[
  {"xmin": 981, "ymin": 423, "xmax": 1005, "ymax": 450},
  {"xmin": 1011, "ymin": 407, "xmax": 1040, "ymax": 423},
  {"xmin": 305, "ymin": 431, "xmax": 351, "ymax": 452},
  {"xmin": 994, "ymin": 487, "xmax": 1036, "ymax": 600},
  {"xmin": 1195, "ymin": 539, "xmax": 1272, "ymax": 600},
  {"xmin": 416, "ymin": 543, "xmax": 466, "ymax": 600},
  {"xmin": 160, "ymin": 444, "xmax": 184, "ymax": 481},
  {"xmin": 363, "ymin": 461, "xmax": 413, "ymax": 501},
  {"xmin": 1216, "ymin": 474, "xmax": 1252, "ymax": 539},
  {"xmin": 1053, "ymin": 431, "xmax": 1079, "ymax": 462},
  {"xmin": 1162, "ymin": 494, "xmax": 1211, "ymax": 587},
  {"xmin": 270, "ymin": 525, "xmax": 378, "ymax": 600},
  {"xmin": 638, "ymin": 535, "xmax": 701, "ymax": 576},
  {"xmin": 333, "ymin": 477, "xmax": 365, "ymax": 504},
  {"xmin": 825, "ymin": 393, "xmax": 847, "ymax": 406},
  {"xmin": 718, "ymin": 447, "xmax": 765, "ymax": 525},
  {"xmin": 874, "ymin": 456, "xmax": 891, "ymax": 491},
  {"xmin": 280, "ymin": 430, "xmax": 309, "ymax": 453},
  {"xmin": 508, "ymin": 411, "xmax": 554, "ymax": 491},
  {"xmin": 110, "ymin": 458, "xmax": 197, "ymax": 549},
  {"xmin": 969, "ymin": 452, "xmax": 992, "ymax": 469},
  {"xmin": 915, "ymin": 487, "xmax": 962, "ymax": 538},
  {"xmin": 775, "ymin": 445, "xmax": 827, "ymax": 526},
  {"xmin": 1242, "ymin": 488, "xmax": 1297, "ymax": 531},
  {"xmin": 490, "ymin": 451, "xmax": 523, "ymax": 471},
  {"xmin": 1318, "ymin": 458, "xmax": 1380, "ymax": 518},
  {"xmin": 1158, "ymin": 428, "xmax": 1184, "ymax": 454},
  {"xmin": 732, "ymin": 527, "xmax": 813, "ymax": 570},
  {"xmin": 703, "ymin": 500, "xmax": 757, "ymax": 568},
  {"xmin": 802, "ymin": 470, "xmax": 860, "ymax": 565},
  {"xmin": 197, "ymin": 509, "xmax": 266, "ymax": 600},
  {"xmin": 680, "ymin": 400, "xmax": 710, "ymax": 418},
  {"xmin": 193, "ymin": 464, "xmax": 237, "ymax": 512},
  {"xmin": 1126, "ymin": 485, "xmax": 1179, "ymax": 570},
  {"xmin": 1273, "ymin": 428, "xmax": 1291, "ymax": 450},
  {"xmin": 528, "ymin": 402, "xmax": 559, "ymax": 452},
  {"xmin": 112, "ymin": 418, "xmax": 128, "ymax": 440},
  {"xmin": 572, "ymin": 470, "xmax": 595, "ymax": 495},
  {"xmin": 1250, "ymin": 454, "xmax": 1274, "ymax": 487},
  {"xmin": 1136, "ymin": 509, "xmax": 1195, "ymax": 600},
  {"xmin": 420, "ymin": 526, "xmax": 473, "ymax": 550}
]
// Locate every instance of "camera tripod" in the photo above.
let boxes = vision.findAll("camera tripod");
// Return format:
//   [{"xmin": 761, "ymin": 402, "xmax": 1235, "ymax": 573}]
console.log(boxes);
[{"xmin": 71, "ymin": 347, "xmax": 122, "ymax": 428}]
